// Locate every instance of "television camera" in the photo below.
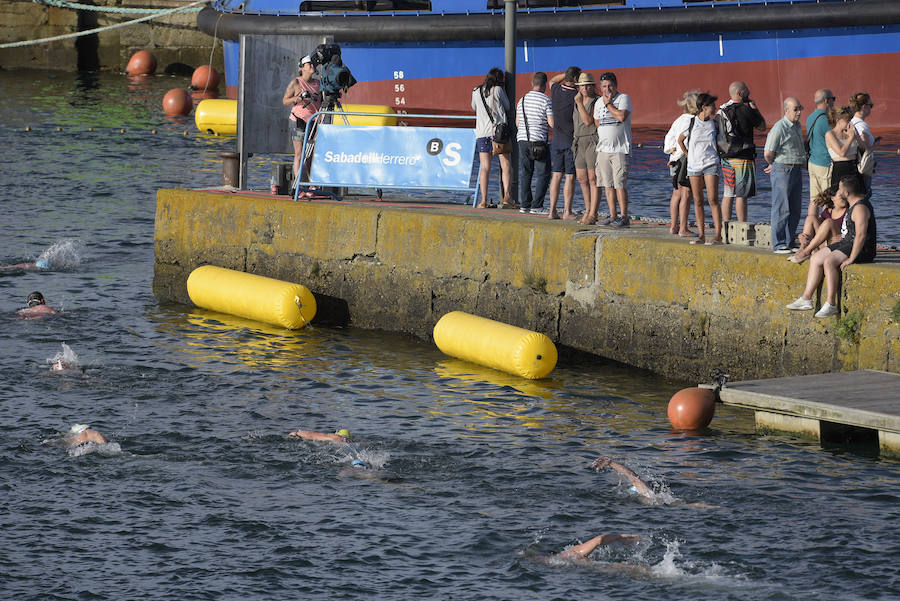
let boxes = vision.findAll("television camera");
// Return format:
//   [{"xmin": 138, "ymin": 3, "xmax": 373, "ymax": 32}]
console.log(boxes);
[{"xmin": 311, "ymin": 43, "xmax": 357, "ymax": 105}]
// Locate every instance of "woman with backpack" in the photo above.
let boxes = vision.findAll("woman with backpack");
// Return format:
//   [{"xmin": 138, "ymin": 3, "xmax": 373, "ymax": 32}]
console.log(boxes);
[{"xmin": 678, "ymin": 93, "xmax": 723, "ymax": 245}]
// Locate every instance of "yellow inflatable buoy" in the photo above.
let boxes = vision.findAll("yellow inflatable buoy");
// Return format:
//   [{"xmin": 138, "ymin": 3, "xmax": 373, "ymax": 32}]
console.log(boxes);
[
  {"xmin": 194, "ymin": 99, "xmax": 237, "ymax": 135},
  {"xmin": 186, "ymin": 265, "xmax": 316, "ymax": 329},
  {"xmin": 433, "ymin": 311, "xmax": 557, "ymax": 379}
]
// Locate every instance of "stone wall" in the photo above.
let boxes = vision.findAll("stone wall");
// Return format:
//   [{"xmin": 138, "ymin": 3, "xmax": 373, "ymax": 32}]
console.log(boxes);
[
  {"xmin": 1, "ymin": 0, "xmax": 223, "ymax": 72},
  {"xmin": 153, "ymin": 188, "xmax": 900, "ymax": 383}
]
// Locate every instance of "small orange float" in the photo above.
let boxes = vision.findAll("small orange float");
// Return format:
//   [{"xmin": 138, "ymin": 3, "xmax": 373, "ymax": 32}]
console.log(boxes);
[
  {"xmin": 191, "ymin": 65, "xmax": 221, "ymax": 91},
  {"xmin": 162, "ymin": 88, "xmax": 193, "ymax": 116},
  {"xmin": 667, "ymin": 387, "xmax": 716, "ymax": 430},
  {"xmin": 126, "ymin": 50, "xmax": 157, "ymax": 76}
]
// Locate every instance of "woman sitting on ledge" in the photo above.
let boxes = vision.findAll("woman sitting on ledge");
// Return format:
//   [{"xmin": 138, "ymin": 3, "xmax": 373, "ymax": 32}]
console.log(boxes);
[
  {"xmin": 791, "ymin": 186, "xmax": 848, "ymax": 263},
  {"xmin": 786, "ymin": 175, "xmax": 876, "ymax": 318}
]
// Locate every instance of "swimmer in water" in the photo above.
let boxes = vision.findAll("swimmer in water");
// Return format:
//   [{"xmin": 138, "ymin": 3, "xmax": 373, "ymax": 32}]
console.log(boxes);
[
  {"xmin": 592, "ymin": 456, "xmax": 654, "ymax": 499},
  {"xmin": 557, "ymin": 533, "xmax": 641, "ymax": 563},
  {"xmin": 66, "ymin": 424, "xmax": 108, "ymax": 446},
  {"xmin": 288, "ymin": 427, "xmax": 354, "ymax": 444},
  {"xmin": 288, "ymin": 427, "xmax": 371, "ymax": 470},
  {"xmin": 1, "ymin": 259, "xmax": 50, "ymax": 274},
  {"xmin": 17, "ymin": 291, "xmax": 58, "ymax": 319},
  {"xmin": 592, "ymin": 456, "xmax": 720, "ymax": 508}
]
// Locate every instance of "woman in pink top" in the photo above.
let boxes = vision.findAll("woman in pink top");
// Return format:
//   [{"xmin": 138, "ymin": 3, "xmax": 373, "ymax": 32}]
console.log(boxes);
[{"xmin": 282, "ymin": 55, "xmax": 322, "ymax": 189}]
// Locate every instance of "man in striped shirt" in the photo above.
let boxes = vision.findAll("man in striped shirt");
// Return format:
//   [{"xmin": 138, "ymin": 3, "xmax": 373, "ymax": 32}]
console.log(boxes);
[{"xmin": 516, "ymin": 72, "xmax": 554, "ymax": 214}]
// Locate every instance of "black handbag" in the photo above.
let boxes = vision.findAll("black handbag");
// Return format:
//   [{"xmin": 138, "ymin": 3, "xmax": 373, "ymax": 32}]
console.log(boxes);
[
  {"xmin": 478, "ymin": 86, "xmax": 510, "ymax": 143},
  {"xmin": 521, "ymin": 94, "xmax": 548, "ymax": 161}
]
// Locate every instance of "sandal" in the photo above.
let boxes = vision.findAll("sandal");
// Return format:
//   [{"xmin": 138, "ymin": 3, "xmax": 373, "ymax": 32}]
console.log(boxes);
[{"xmin": 689, "ymin": 238, "xmax": 705, "ymax": 245}]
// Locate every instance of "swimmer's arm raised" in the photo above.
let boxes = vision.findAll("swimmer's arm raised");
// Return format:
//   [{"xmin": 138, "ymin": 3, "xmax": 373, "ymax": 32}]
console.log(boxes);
[
  {"xmin": 288, "ymin": 429, "xmax": 344, "ymax": 443},
  {"xmin": 592, "ymin": 456, "xmax": 654, "ymax": 498}
]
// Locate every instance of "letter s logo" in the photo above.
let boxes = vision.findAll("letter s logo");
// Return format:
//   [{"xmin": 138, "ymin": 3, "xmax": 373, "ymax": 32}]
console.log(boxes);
[{"xmin": 442, "ymin": 142, "xmax": 461, "ymax": 167}]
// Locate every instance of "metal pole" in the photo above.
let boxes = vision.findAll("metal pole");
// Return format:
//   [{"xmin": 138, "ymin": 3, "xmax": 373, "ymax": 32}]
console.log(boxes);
[{"xmin": 504, "ymin": 0, "xmax": 518, "ymax": 207}]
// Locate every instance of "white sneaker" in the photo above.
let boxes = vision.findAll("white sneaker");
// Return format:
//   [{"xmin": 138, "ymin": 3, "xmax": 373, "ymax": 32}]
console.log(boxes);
[
  {"xmin": 815, "ymin": 302, "xmax": 838, "ymax": 318},
  {"xmin": 786, "ymin": 297, "xmax": 813, "ymax": 311}
]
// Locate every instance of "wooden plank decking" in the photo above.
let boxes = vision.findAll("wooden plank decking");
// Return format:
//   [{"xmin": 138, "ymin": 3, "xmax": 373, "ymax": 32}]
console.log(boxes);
[{"xmin": 717, "ymin": 369, "xmax": 900, "ymax": 454}]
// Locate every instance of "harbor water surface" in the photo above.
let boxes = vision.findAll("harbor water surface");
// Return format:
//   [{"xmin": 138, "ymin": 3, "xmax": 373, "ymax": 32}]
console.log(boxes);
[{"xmin": 1, "ymin": 71, "xmax": 899, "ymax": 600}]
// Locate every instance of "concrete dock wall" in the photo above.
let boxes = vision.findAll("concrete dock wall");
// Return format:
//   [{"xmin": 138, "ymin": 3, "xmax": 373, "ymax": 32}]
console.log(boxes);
[
  {"xmin": 153, "ymin": 189, "xmax": 900, "ymax": 382},
  {"xmin": 1, "ymin": 0, "xmax": 222, "ymax": 72}
]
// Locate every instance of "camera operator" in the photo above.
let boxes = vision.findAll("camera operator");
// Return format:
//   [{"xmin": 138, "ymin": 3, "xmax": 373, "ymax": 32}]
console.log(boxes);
[{"xmin": 283, "ymin": 54, "xmax": 322, "ymax": 190}]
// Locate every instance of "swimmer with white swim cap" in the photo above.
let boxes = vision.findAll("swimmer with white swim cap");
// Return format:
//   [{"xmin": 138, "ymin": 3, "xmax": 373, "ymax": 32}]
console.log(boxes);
[
  {"xmin": 17, "ymin": 291, "xmax": 58, "ymax": 319},
  {"xmin": 66, "ymin": 424, "xmax": 108, "ymax": 446}
]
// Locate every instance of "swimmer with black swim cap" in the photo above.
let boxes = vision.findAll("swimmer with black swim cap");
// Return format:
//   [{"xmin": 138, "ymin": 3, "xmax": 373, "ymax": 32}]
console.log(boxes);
[{"xmin": 17, "ymin": 291, "xmax": 58, "ymax": 318}]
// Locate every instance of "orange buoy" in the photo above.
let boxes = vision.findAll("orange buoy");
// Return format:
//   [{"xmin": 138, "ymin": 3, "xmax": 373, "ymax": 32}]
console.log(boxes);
[
  {"xmin": 126, "ymin": 50, "xmax": 157, "ymax": 76},
  {"xmin": 191, "ymin": 65, "xmax": 221, "ymax": 91},
  {"xmin": 162, "ymin": 88, "xmax": 193, "ymax": 116},
  {"xmin": 667, "ymin": 387, "xmax": 715, "ymax": 430}
]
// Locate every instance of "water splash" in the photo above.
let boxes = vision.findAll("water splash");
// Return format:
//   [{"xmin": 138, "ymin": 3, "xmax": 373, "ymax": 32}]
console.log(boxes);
[
  {"xmin": 47, "ymin": 342, "xmax": 79, "ymax": 371},
  {"xmin": 36, "ymin": 239, "xmax": 85, "ymax": 271},
  {"xmin": 342, "ymin": 447, "xmax": 390, "ymax": 470},
  {"xmin": 68, "ymin": 441, "xmax": 122, "ymax": 457},
  {"xmin": 651, "ymin": 539, "xmax": 685, "ymax": 577}
]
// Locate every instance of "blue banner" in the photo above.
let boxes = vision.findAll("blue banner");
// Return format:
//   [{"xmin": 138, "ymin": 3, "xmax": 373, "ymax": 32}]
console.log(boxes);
[{"xmin": 308, "ymin": 125, "xmax": 476, "ymax": 190}]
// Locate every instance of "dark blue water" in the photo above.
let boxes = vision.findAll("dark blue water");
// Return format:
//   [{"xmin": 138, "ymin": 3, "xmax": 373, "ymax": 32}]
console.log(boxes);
[{"xmin": 2, "ymin": 71, "xmax": 899, "ymax": 601}]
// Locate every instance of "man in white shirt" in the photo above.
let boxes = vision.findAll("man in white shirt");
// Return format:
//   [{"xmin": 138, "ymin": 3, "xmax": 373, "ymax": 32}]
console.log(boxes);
[{"xmin": 593, "ymin": 72, "xmax": 633, "ymax": 227}]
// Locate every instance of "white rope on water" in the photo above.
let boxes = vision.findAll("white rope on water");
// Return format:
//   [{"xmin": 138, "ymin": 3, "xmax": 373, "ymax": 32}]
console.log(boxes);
[
  {"xmin": 0, "ymin": 0, "xmax": 206, "ymax": 49},
  {"xmin": 32, "ymin": 0, "xmax": 202, "ymax": 14}
]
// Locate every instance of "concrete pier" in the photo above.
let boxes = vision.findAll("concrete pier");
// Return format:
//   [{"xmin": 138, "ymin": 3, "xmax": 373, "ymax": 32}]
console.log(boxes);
[{"xmin": 153, "ymin": 189, "xmax": 900, "ymax": 383}]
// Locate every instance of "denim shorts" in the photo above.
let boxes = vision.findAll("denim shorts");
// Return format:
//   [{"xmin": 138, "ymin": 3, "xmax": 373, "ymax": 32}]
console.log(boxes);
[
  {"xmin": 687, "ymin": 164, "xmax": 719, "ymax": 177},
  {"xmin": 475, "ymin": 136, "xmax": 493, "ymax": 154},
  {"xmin": 550, "ymin": 144, "xmax": 575, "ymax": 174},
  {"xmin": 290, "ymin": 118, "xmax": 308, "ymax": 142}
]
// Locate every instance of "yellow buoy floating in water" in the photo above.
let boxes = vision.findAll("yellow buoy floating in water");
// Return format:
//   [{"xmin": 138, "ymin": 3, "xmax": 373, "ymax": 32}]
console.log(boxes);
[
  {"xmin": 433, "ymin": 311, "xmax": 557, "ymax": 379},
  {"xmin": 186, "ymin": 265, "xmax": 316, "ymax": 329}
]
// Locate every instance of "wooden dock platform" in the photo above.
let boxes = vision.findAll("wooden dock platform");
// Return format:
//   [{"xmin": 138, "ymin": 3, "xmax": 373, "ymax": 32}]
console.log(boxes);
[{"xmin": 716, "ymin": 370, "xmax": 900, "ymax": 456}]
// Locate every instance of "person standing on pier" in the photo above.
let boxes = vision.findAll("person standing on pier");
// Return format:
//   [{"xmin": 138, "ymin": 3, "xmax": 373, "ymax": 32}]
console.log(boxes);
[
  {"xmin": 472, "ymin": 67, "xmax": 514, "ymax": 208},
  {"xmin": 547, "ymin": 67, "xmax": 581, "ymax": 220},
  {"xmin": 718, "ymin": 81, "xmax": 766, "ymax": 223},
  {"xmin": 573, "ymin": 72, "xmax": 600, "ymax": 225},
  {"xmin": 516, "ymin": 72, "xmax": 554, "ymax": 214},
  {"xmin": 593, "ymin": 72, "xmax": 632, "ymax": 227},
  {"xmin": 764, "ymin": 97, "xmax": 807, "ymax": 254},
  {"xmin": 283, "ymin": 54, "xmax": 322, "ymax": 191},
  {"xmin": 806, "ymin": 89, "xmax": 835, "ymax": 210}
]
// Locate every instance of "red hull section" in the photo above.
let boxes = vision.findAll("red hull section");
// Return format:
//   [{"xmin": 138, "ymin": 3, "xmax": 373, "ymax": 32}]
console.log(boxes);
[{"xmin": 342, "ymin": 53, "xmax": 898, "ymax": 129}]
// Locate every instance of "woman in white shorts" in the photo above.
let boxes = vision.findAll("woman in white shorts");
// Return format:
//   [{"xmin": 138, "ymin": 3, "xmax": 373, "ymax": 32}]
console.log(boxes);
[{"xmin": 678, "ymin": 92, "xmax": 723, "ymax": 245}]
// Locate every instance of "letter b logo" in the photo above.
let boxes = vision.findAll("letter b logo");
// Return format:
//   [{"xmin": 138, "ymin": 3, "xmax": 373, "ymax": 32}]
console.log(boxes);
[{"xmin": 426, "ymin": 138, "xmax": 443, "ymax": 156}]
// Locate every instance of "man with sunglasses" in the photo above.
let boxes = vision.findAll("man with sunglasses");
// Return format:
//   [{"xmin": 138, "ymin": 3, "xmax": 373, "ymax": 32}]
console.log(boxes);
[
  {"xmin": 764, "ymin": 97, "xmax": 807, "ymax": 254},
  {"xmin": 806, "ymin": 89, "xmax": 836, "ymax": 206}
]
